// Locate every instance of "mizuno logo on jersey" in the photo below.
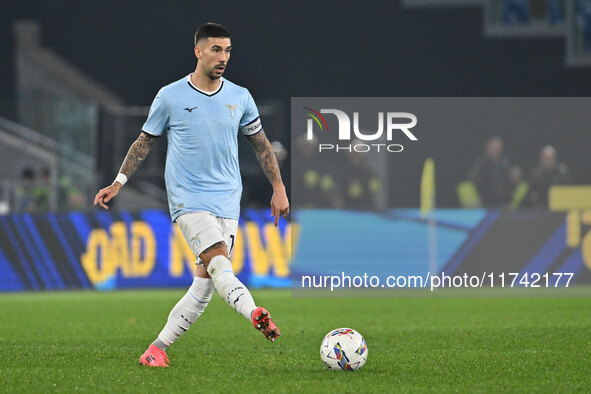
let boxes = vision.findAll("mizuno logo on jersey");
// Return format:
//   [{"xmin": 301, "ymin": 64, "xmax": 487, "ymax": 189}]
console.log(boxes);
[
  {"xmin": 224, "ymin": 104, "xmax": 239, "ymax": 118},
  {"xmin": 184, "ymin": 106, "xmax": 198, "ymax": 112}
]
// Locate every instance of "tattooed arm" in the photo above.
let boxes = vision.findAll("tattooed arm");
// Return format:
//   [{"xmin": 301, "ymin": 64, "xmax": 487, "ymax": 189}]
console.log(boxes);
[
  {"xmin": 117, "ymin": 132, "xmax": 158, "ymax": 178},
  {"xmin": 246, "ymin": 130, "xmax": 290, "ymax": 226},
  {"xmin": 94, "ymin": 132, "xmax": 158, "ymax": 210}
]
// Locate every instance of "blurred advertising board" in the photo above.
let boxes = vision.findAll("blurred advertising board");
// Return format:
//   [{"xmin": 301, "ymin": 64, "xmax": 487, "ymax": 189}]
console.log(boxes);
[
  {"xmin": 0, "ymin": 209, "xmax": 291, "ymax": 291},
  {"xmin": 1, "ymin": 208, "xmax": 591, "ymax": 294}
]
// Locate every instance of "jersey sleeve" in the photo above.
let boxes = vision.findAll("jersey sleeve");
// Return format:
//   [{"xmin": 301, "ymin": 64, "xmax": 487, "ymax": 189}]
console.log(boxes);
[
  {"xmin": 142, "ymin": 90, "xmax": 170, "ymax": 136},
  {"xmin": 239, "ymin": 90, "xmax": 263, "ymax": 136}
]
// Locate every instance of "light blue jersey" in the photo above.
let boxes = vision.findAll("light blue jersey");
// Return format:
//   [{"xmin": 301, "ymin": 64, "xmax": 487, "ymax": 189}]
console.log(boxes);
[{"xmin": 142, "ymin": 75, "xmax": 262, "ymax": 221}]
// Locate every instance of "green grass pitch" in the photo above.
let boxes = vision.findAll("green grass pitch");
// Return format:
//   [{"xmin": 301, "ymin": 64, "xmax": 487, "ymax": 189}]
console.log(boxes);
[{"xmin": 1, "ymin": 289, "xmax": 590, "ymax": 392}]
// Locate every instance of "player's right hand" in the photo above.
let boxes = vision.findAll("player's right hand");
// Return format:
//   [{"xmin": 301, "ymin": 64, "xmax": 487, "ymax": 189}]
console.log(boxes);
[{"xmin": 94, "ymin": 183, "xmax": 121, "ymax": 210}]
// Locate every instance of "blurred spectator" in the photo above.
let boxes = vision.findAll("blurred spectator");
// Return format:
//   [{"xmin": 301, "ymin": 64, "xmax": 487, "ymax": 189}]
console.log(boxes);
[
  {"xmin": 33, "ymin": 167, "xmax": 51, "ymax": 212},
  {"xmin": 509, "ymin": 165, "xmax": 529, "ymax": 209},
  {"xmin": 528, "ymin": 145, "xmax": 569, "ymax": 207},
  {"xmin": 16, "ymin": 167, "xmax": 37, "ymax": 212},
  {"xmin": 456, "ymin": 180, "xmax": 482, "ymax": 208},
  {"xmin": 469, "ymin": 137, "xmax": 513, "ymax": 207},
  {"xmin": 337, "ymin": 141, "xmax": 382, "ymax": 211},
  {"xmin": 59, "ymin": 176, "xmax": 86, "ymax": 211},
  {"xmin": 292, "ymin": 135, "xmax": 337, "ymax": 208}
]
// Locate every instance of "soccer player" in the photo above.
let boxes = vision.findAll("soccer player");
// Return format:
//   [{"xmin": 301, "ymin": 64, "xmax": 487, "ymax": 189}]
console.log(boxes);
[{"xmin": 93, "ymin": 23, "xmax": 289, "ymax": 367}]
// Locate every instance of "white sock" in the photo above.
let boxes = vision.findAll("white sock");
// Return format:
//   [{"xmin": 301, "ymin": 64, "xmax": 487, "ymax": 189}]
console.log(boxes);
[
  {"xmin": 207, "ymin": 255, "xmax": 257, "ymax": 321},
  {"xmin": 156, "ymin": 276, "xmax": 214, "ymax": 348}
]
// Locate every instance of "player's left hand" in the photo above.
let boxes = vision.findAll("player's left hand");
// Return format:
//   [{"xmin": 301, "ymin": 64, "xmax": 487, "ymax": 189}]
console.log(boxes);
[{"xmin": 270, "ymin": 186, "xmax": 289, "ymax": 227}]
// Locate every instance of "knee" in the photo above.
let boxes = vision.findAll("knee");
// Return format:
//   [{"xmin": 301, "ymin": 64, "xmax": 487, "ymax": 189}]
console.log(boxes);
[{"xmin": 199, "ymin": 241, "xmax": 228, "ymax": 266}]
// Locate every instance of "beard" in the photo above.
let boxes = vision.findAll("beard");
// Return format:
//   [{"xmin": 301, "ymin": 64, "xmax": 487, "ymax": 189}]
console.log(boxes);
[{"xmin": 206, "ymin": 67, "xmax": 224, "ymax": 80}]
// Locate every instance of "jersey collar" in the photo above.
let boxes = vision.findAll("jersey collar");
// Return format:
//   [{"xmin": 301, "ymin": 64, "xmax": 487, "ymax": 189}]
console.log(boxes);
[{"xmin": 186, "ymin": 74, "xmax": 224, "ymax": 97}]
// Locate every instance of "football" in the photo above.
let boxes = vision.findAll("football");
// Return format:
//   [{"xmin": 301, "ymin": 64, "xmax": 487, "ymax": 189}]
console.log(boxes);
[{"xmin": 320, "ymin": 328, "xmax": 368, "ymax": 371}]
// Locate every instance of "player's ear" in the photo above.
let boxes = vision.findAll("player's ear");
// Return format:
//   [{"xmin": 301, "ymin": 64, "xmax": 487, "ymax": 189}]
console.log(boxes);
[{"xmin": 194, "ymin": 45, "xmax": 200, "ymax": 59}]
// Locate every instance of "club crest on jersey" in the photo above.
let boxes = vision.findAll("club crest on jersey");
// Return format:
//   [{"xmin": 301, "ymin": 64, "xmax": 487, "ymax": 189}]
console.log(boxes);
[{"xmin": 224, "ymin": 104, "xmax": 239, "ymax": 118}]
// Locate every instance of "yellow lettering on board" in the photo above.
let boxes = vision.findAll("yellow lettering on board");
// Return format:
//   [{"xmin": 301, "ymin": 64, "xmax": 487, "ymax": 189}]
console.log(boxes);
[
  {"xmin": 286, "ymin": 223, "xmax": 299, "ymax": 264},
  {"xmin": 110, "ymin": 222, "xmax": 131, "ymax": 277},
  {"xmin": 582, "ymin": 230, "xmax": 591, "ymax": 272},
  {"xmin": 231, "ymin": 226, "xmax": 244, "ymax": 274},
  {"xmin": 81, "ymin": 221, "xmax": 158, "ymax": 283},
  {"xmin": 566, "ymin": 210, "xmax": 581, "ymax": 248},
  {"xmin": 131, "ymin": 221, "xmax": 156, "ymax": 276},
  {"xmin": 581, "ymin": 210, "xmax": 591, "ymax": 271},
  {"xmin": 246, "ymin": 222, "xmax": 269, "ymax": 275},
  {"xmin": 81, "ymin": 228, "xmax": 116, "ymax": 284},
  {"xmin": 247, "ymin": 222, "xmax": 293, "ymax": 277},
  {"xmin": 263, "ymin": 224, "xmax": 289, "ymax": 277}
]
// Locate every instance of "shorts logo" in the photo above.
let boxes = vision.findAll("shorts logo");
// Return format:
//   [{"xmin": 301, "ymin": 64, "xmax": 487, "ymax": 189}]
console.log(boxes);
[{"xmin": 194, "ymin": 238, "xmax": 201, "ymax": 247}]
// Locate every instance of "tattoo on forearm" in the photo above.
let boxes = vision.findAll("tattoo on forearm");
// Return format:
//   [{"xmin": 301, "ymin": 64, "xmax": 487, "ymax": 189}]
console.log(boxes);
[
  {"xmin": 118, "ymin": 133, "xmax": 157, "ymax": 179},
  {"xmin": 246, "ymin": 131, "xmax": 283, "ymax": 187}
]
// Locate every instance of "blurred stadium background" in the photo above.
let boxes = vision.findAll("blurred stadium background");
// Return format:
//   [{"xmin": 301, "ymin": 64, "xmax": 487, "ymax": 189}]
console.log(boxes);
[
  {"xmin": 1, "ymin": 0, "xmax": 591, "ymax": 291},
  {"xmin": 1, "ymin": 1, "xmax": 591, "ymax": 392}
]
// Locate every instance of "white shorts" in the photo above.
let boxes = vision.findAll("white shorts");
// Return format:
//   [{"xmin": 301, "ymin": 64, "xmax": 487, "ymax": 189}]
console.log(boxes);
[{"xmin": 176, "ymin": 211, "xmax": 239, "ymax": 265}]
